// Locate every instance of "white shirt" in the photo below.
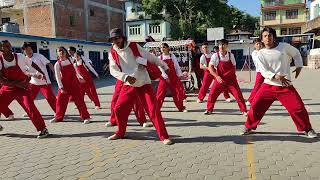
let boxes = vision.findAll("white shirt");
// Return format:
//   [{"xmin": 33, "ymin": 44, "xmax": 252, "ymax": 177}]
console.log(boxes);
[
  {"xmin": 0, "ymin": 53, "xmax": 33, "ymax": 75},
  {"xmin": 75, "ymin": 57, "xmax": 99, "ymax": 77},
  {"xmin": 209, "ymin": 51, "xmax": 236, "ymax": 68},
  {"xmin": 200, "ymin": 53, "xmax": 213, "ymax": 67},
  {"xmin": 25, "ymin": 53, "xmax": 51, "ymax": 85},
  {"xmin": 158, "ymin": 53, "xmax": 182, "ymax": 79},
  {"xmin": 257, "ymin": 42, "xmax": 303, "ymax": 86},
  {"xmin": 54, "ymin": 59, "xmax": 82, "ymax": 89},
  {"xmin": 251, "ymin": 50, "xmax": 260, "ymax": 72},
  {"xmin": 109, "ymin": 42, "xmax": 169, "ymax": 87}
]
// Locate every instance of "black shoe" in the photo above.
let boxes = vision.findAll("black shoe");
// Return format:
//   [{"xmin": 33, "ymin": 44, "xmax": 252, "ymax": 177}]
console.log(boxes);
[
  {"xmin": 0, "ymin": 125, "xmax": 3, "ymax": 131},
  {"xmin": 37, "ymin": 128, "xmax": 49, "ymax": 139}
]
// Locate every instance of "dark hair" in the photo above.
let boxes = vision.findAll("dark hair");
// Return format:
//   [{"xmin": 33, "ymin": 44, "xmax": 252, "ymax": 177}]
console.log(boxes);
[
  {"xmin": 1, "ymin": 40, "xmax": 9, "ymax": 44},
  {"xmin": 22, "ymin": 42, "xmax": 32, "ymax": 50},
  {"xmin": 57, "ymin": 46, "xmax": 70, "ymax": 58},
  {"xmin": 161, "ymin": 43, "xmax": 169, "ymax": 48},
  {"xmin": 214, "ymin": 46, "xmax": 219, "ymax": 50},
  {"xmin": 254, "ymin": 38, "xmax": 262, "ymax": 43},
  {"xmin": 201, "ymin": 42, "xmax": 208, "ymax": 46},
  {"xmin": 260, "ymin": 27, "xmax": 277, "ymax": 42},
  {"xmin": 68, "ymin": 46, "xmax": 76, "ymax": 52},
  {"xmin": 218, "ymin": 39, "xmax": 228, "ymax": 45},
  {"xmin": 75, "ymin": 50, "xmax": 83, "ymax": 57}
]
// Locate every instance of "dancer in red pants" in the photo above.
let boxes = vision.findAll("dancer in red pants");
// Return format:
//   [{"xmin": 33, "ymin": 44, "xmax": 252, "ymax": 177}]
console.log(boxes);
[
  {"xmin": 246, "ymin": 38, "xmax": 264, "ymax": 106},
  {"xmin": 51, "ymin": 47, "xmax": 91, "ymax": 124},
  {"xmin": 204, "ymin": 39, "xmax": 247, "ymax": 115},
  {"xmin": 106, "ymin": 79, "xmax": 151, "ymax": 128},
  {"xmin": 0, "ymin": 40, "xmax": 48, "ymax": 138},
  {"xmin": 23, "ymin": 42, "xmax": 57, "ymax": 114},
  {"xmin": 157, "ymin": 43, "xmax": 187, "ymax": 112},
  {"xmin": 241, "ymin": 27, "xmax": 317, "ymax": 138},
  {"xmin": 74, "ymin": 51, "xmax": 101, "ymax": 109},
  {"xmin": 108, "ymin": 28, "xmax": 172, "ymax": 145},
  {"xmin": 197, "ymin": 42, "xmax": 231, "ymax": 103}
]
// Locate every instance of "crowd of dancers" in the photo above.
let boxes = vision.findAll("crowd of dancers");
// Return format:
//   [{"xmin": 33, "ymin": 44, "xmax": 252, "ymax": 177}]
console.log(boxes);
[{"xmin": 0, "ymin": 26, "xmax": 317, "ymax": 145}]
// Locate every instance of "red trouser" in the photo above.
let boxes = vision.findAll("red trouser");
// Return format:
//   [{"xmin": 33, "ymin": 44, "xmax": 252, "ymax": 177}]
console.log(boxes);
[
  {"xmin": 198, "ymin": 71, "xmax": 230, "ymax": 101},
  {"xmin": 157, "ymin": 78, "xmax": 185, "ymax": 111},
  {"xmin": 0, "ymin": 97, "xmax": 27, "ymax": 117},
  {"xmin": 247, "ymin": 72, "xmax": 264, "ymax": 103},
  {"xmin": 110, "ymin": 80, "xmax": 146, "ymax": 125},
  {"xmin": 207, "ymin": 78, "xmax": 247, "ymax": 112},
  {"xmin": 245, "ymin": 84, "xmax": 312, "ymax": 131},
  {"xmin": 29, "ymin": 84, "xmax": 56, "ymax": 112},
  {"xmin": 0, "ymin": 87, "xmax": 46, "ymax": 131},
  {"xmin": 114, "ymin": 84, "xmax": 169, "ymax": 140},
  {"xmin": 55, "ymin": 89, "xmax": 90, "ymax": 121}
]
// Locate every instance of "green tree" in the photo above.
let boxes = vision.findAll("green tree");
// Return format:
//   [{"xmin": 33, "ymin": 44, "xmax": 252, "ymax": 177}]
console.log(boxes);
[{"xmin": 140, "ymin": 0, "xmax": 259, "ymax": 40}]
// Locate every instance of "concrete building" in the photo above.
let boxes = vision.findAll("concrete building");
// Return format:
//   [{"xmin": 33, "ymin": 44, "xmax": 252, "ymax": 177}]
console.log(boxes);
[
  {"xmin": 125, "ymin": 0, "xmax": 170, "ymax": 42},
  {"xmin": 260, "ymin": 0, "xmax": 307, "ymax": 35},
  {"xmin": 0, "ymin": 0, "xmax": 125, "ymax": 42}
]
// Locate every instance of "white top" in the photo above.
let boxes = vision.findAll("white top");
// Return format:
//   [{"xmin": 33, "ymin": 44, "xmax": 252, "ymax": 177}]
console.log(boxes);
[
  {"xmin": 54, "ymin": 59, "xmax": 83, "ymax": 89},
  {"xmin": 209, "ymin": 51, "xmax": 236, "ymax": 68},
  {"xmin": 0, "ymin": 53, "xmax": 33, "ymax": 75},
  {"xmin": 75, "ymin": 57, "xmax": 99, "ymax": 77},
  {"xmin": 158, "ymin": 53, "xmax": 182, "ymax": 79},
  {"xmin": 109, "ymin": 42, "xmax": 169, "ymax": 87},
  {"xmin": 200, "ymin": 53, "xmax": 213, "ymax": 67},
  {"xmin": 257, "ymin": 42, "xmax": 303, "ymax": 86},
  {"xmin": 251, "ymin": 50, "xmax": 260, "ymax": 72},
  {"xmin": 25, "ymin": 53, "xmax": 51, "ymax": 85}
]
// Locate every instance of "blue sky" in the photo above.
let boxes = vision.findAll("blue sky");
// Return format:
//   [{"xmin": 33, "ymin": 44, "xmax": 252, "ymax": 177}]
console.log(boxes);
[{"xmin": 227, "ymin": 0, "xmax": 261, "ymax": 17}]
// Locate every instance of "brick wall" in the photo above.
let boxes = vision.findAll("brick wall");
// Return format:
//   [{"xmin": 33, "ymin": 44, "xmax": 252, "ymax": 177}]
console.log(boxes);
[{"xmin": 25, "ymin": 4, "xmax": 54, "ymax": 37}]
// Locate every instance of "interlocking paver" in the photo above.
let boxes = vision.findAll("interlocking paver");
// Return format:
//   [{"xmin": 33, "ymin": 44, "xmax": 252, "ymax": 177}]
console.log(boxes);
[{"xmin": 1, "ymin": 70, "xmax": 320, "ymax": 179}]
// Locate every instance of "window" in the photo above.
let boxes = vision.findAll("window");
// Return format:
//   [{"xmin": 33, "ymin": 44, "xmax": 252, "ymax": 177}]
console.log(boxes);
[
  {"xmin": 286, "ymin": 9, "xmax": 298, "ymax": 19},
  {"xmin": 281, "ymin": 28, "xmax": 287, "ymax": 35},
  {"xmin": 89, "ymin": 51, "xmax": 101, "ymax": 72},
  {"xmin": 69, "ymin": 16, "xmax": 75, "ymax": 27},
  {"xmin": 129, "ymin": 25, "xmax": 141, "ymax": 35},
  {"xmin": 149, "ymin": 24, "xmax": 161, "ymax": 34},
  {"xmin": 90, "ymin": 9, "xmax": 95, "ymax": 16},
  {"xmin": 2, "ymin": 17, "xmax": 10, "ymax": 24},
  {"xmin": 264, "ymin": 11, "xmax": 276, "ymax": 21},
  {"xmin": 12, "ymin": 47, "xmax": 22, "ymax": 53},
  {"xmin": 288, "ymin": 27, "xmax": 301, "ymax": 35}
]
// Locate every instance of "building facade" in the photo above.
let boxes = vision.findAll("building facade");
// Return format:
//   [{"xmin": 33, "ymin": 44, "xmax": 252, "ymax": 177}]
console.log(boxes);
[
  {"xmin": 0, "ymin": 0, "xmax": 125, "ymax": 42},
  {"xmin": 125, "ymin": 1, "xmax": 170, "ymax": 42},
  {"xmin": 260, "ymin": 0, "xmax": 307, "ymax": 35}
]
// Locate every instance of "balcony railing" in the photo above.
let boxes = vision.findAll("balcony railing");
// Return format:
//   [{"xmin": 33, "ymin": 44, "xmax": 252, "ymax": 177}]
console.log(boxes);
[{"xmin": 262, "ymin": 0, "xmax": 305, "ymax": 7}]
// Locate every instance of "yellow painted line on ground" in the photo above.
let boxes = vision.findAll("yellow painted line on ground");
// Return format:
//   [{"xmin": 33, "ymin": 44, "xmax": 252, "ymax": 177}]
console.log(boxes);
[{"xmin": 246, "ymin": 136, "xmax": 257, "ymax": 180}]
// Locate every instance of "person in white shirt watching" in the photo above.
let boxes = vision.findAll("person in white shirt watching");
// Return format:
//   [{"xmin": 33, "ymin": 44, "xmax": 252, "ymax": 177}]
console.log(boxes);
[
  {"xmin": 108, "ymin": 28, "xmax": 173, "ymax": 145},
  {"xmin": 241, "ymin": 27, "xmax": 317, "ymax": 138}
]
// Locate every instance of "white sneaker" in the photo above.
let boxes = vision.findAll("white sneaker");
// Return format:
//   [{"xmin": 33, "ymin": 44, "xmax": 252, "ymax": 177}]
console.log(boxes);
[
  {"xmin": 246, "ymin": 101, "xmax": 251, "ymax": 106},
  {"xmin": 95, "ymin": 106, "xmax": 100, "ymax": 110},
  {"xmin": 105, "ymin": 122, "xmax": 114, "ymax": 127},
  {"xmin": 305, "ymin": 129, "xmax": 318, "ymax": 138},
  {"xmin": 163, "ymin": 139, "xmax": 173, "ymax": 145},
  {"xmin": 83, "ymin": 119, "xmax": 90, "ymax": 124},
  {"xmin": 204, "ymin": 110, "xmax": 212, "ymax": 115},
  {"xmin": 0, "ymin": 125, "xmax": 3, "ymax": 131},
  {"xmin": 7, "ymin": 115, "xmax": 15, "ymax": 120},
  {"xmin": 23, "ymin": 113, "xmax": 28, "ymax": 117},
  {"xmin": 240, "ymin": 127, "xmax": 253, "ymax": 135},
  {"xmin": 107, "ymin": 134, "xmax": 120, "ymax": 140},
  {"xmin": 225, "ymin": 98, "xmax": 232, "ymax": 103},
  {"xmin": 242, "ymin": 112, "xmax": 248, "ymax": 116},
  {"xmin": 142, "ymin": 122, "xmax": 152, "ymax": 128},
  {"xmin": 183, "ymin": 109, "xmax": 188, "ymax": 113},
  {"xmin": 197, "ymin": 99, "xmax": 203, "ymax": 103},
  {"xmin": 50, "ymin": 118, "xmax": 58, "ymax": 123}
]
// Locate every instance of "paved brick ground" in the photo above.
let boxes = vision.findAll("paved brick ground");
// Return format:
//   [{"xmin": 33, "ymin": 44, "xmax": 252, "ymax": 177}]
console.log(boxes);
[{"xmin": 1, "ymin": 69, "xmax": 320, "ymax": 180}]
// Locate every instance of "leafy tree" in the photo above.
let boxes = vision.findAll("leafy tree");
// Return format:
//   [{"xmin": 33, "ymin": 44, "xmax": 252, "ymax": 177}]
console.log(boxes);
[{"xmin": 138, "ymin": 0, "xmax": 259, "ymax": 40}]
